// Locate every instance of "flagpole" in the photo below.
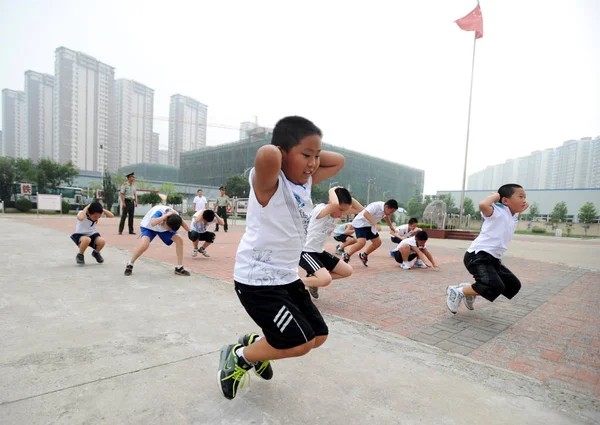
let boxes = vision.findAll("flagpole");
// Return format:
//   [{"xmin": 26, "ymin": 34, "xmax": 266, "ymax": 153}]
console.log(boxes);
[{"xmin": 458, "ymin": 31, "xmax": 477, "ymax": 230}]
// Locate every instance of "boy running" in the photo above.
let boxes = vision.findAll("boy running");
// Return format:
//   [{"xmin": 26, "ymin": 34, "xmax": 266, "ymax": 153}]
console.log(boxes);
[
  {"xmin": 391, "ymin": 231, "xmax": 439, "ymax": 270},
  {"xmin": 217, "ymin": 116, "xmax": 344, "ymax": 400},
  {"xmin": 300, "ymin": 187, "xmax": 362, "ymax": 299},
  {"xmin": 189, "ymin": 209, "xmax": 224, "ymax": 258},
  {"xmin": 71, "ymin": 202, "xmax": 114, "ymax": 265},
  {"xmin": 124, "ymin": 205, "xmax": 191, "ymax": 276},
  {"xmin": 344, "ymin": 199, "xmax": 398, "ymax": 267},
  {"xmin": 446, "ymin": 184, "xmax": 528, "ymax": 314},
  {"xmin": 333, "ymin": 223, "xmax": 355, "ymax": 255}
]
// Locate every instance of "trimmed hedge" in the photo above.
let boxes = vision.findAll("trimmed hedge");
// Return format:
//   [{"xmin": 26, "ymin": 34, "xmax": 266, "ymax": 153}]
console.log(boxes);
[
  {"xmin": 15, "ymin": 198, "xmax": 33, "ymax": 212},
  {"xmin": 531, "ymin": 226, "xmax": 546, "ymax": 234}
]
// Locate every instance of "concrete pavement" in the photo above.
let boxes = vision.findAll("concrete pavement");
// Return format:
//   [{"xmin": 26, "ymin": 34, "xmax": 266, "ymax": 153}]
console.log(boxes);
[{"xmin": 0, "ymin": 218, "xmax": 598, "ymax": 424}]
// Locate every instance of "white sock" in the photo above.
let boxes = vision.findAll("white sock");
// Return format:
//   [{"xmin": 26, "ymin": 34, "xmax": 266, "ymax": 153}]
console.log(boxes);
[
  {"xmin": 235, "ymin": 347, "xmax": 254, "ymax": 365},
  {"xmin": 176, "ymin": 265, "xmax": 183, "ymax": 269},
  {"xmin": 455, "ymin": 286, "xmax": 464, "ymax": 295},
  {"xmin": 403, "ymin": 261, "xmax": 410, "ymax": 267},
  {"xmin": 255, "ymin": 336, "xmax": 263, "ymax": 342},
  {"xmin": 127, "ymin": 261, "xmax": 133, "ymax": 266}
]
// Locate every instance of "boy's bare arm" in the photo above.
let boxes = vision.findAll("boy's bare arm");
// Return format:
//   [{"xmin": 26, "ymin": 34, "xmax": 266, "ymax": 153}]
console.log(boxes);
[
  {"xmin": 328, "ymin": 187, "xmax": 339, "ymax": 207},
  {"xmin": 347, "ymin": 198, "xmax": 364, "ymax": 215},
  {"xmin": 181, "ymin": 221, "xmax": 191, "ymax": 232},
  {"xmin": 216, "ymin": 215, "xmax": 225, "ymax": 226},
  {"xmin": 363, "ymin": 210, "xmax": 378, "ymax": 227},
  {"xmin": 312, "ymin": 151, "xmax": 345, "ymax": 185},
  {"xmin": 253, "ymin": 145, "xmax": 282, "ymax": 207},
  {"xmin": 479, "ymin": 193, "xmax": 500, "ymax": 217},
  {"xmin": 102, "ymin": 209, "xmax": 115, "ymax": 218},
  {"xmin": 423, "ymin": 249, "xmax": 438, "ymax": 268},
  {"xmin": 150, "ymin": 210, "xmax": 173, "ymax": 227},
  {"xmin": 384, "ymin": 215, "xmax": 396, "ymax": 233},
  {"xmin": 77, "ymin": 204, "xmax": 89, "ymax": 221}
]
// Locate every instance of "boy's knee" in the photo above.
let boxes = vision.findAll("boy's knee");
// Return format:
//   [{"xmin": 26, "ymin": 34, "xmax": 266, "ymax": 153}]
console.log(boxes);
[
  {"xmin": 320, "ymin": 274, "xmax": 332, "ymax": 287},
  {"xmin": 289, "ymin": 340, "xmax": 315, "ymax": 357},
  {"xmin": 372, "ymin": 238, "xmax": 382, "ymax": 247},
  {"xmin": 313, "ymin": 335, "xmax": 328, "ymax": 348}
]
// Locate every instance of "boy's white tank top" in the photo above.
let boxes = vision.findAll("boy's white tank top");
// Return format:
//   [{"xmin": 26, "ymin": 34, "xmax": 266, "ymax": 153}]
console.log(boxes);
[{"xmin": 234, "ymin": 168, "xmax": 313, "ymax": 286}]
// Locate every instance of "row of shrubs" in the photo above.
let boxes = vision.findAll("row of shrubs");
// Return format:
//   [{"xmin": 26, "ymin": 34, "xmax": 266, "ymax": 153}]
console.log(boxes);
[{"xmin": 14, "ymin": 198, "xmax": 71, "ymax": 214}]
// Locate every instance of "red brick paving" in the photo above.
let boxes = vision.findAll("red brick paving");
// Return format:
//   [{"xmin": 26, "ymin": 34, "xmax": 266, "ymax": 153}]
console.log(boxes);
[{"xmin": 15, "ymin": 217, "xmax": 600, "ymax": 399}]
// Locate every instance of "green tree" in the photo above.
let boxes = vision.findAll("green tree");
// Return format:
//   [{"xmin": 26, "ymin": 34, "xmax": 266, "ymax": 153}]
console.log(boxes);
[
  {"xmin": 13, "ymin": 158, "xmax": 37, "ymax": 183},
  {"xmin": 167, "ymin": 193, "xmax": 183, "ymax": 205},
  {"xmin": 407, "ymin": 196, "xmax": 425, "ymax": 219},
  {"xmin": 311, "ymin": 185, "xmax": 329, "ymax": 204},
  {"xmin": 136, "ymin": 179, "xmax": 154, "ymax": 190},
  {"xmin": 462, "ymin": 197, "xmax": 476, "ymax": 216},
  {"xmin": 0, "ymin": 157, "xmax": 16, "ymax": 204},
  {"xmin": 36, "ymin": 159, "xmax": 78, "ymax": 193},
  {"xmin": 140, "ymin": 191, "xmax": 162, "ymax": 206},
  {"xmin": 440, "ymin": 194, "xmax": 458, "ymax": 215},
  {"xmin": 158, "ymin": 182, "xmax": 176, "ymax": 195},
  {"xmin": 102, "ymin": 170, "xmax": 119, "ymax": 212},
  {"xmin": 525, "ymin": 202, "xmax": 540, "ymax": 221},
  {"xmin": 225, "ymin": 175, "xmax": 251, "ymax": 198},
  {"xmin": 549, "ymin": 201, "xmax": 568, "ymax": 224},
  {"xmin": 578, "ymin": 202, "xmax": 598, "ymax": 235}
]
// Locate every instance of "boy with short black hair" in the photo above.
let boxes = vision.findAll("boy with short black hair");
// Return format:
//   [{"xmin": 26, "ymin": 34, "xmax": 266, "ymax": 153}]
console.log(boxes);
[
  {"xmin": 391, "ymin": 230, "xmax": 439, "ymax": 270},
  {"xmin": 71, "ymin": 202, "xmax": 114, "ymax": 265},
  {"xmin": 446, "ymin": 184, "xmax": 528, "ymax": 314},
  {"xmin": 124, "ymin": 205, "xmax": 191, "ymax": 276},
  {"xmin": 390, "ymin": 217, "xmax": 421, "ymax": 244},
  {"xmin": 217, "ymin": 116, "xmax": 344, "ymax": 400},
  {"xmin": 333, "ymin": 223, "xmax": 355, "ymax": 255},
  {"xmin": 300, "ymin": 186, "xmax": 362, "ymax": 299},
  {"xmin": 344, "ymin": 199, "xmax": 398, "ymax": 267},
  {"xmin": 189, "ymin": 209, "xmax": 224, "ymax": 258}
]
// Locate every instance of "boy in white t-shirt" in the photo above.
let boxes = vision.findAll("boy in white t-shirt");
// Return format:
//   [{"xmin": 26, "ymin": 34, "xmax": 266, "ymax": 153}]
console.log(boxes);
[
  {"xmin": 123, "ymin": 205, "xmax": 191, "ymax": 276},
  {"xmin": 333, "ymin": 223, "xmax": 355, "ymax": 255},
  {"xmin": 300, "ymin": 187, "xmax": 363, "ymax": 299},
  {"xmin": 344, "ymin": 199, "xmax": 398, "ymax": 267},
  {"xmin": 217, "ymin": 116, "xmax": 345, "ymax": 400},
  {"xmin": 446, "ymin": 184, "xmax": 528, "ymax": 314},
  {"xmin": 391, "ymin": 231, "xmax": 439, "ymax": 270},
  {"xmin": 390, "ymin": 217, "xmax": 421, "ymax": 244},
  {"xmin": 193, "ymin": 189, "xmax": 207, "ymax": 212},
  {"xmin": 188, "ymin": 209, "xmax": 224, "ymax": 258},
  {"xmin": 71, "ymin": 202, "xmax": 114, "ymax": 265}
]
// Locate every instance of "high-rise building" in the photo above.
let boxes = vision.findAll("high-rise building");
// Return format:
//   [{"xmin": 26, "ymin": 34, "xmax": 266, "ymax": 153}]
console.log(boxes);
[
  {"xmin": 112, "ymin": 79, "xmax": 154, "ymax": 171},
  {"xmin": 168, "ymin": 94, "xmax": 207, "ymax": 167},
  {"xmin": 468, "ymin": 137, "xmax": 600, "ymax": 190},
  {"xmin": 0, "ymin": 131, "xmax": 3, "ymax": 156},
  {"xmin": 2, "ymin": 89, "xmax": 27, "ymax": 158},
  {"xmin": 158, "ymin": 148, "xmax": 169, "ymax": 166},
  {"xmin": 24, "ymin": 71, "xmax": 54, "ymax": 162},
  {"xmin": 239, "ymin": 121, "xmax": 258, "ymax": 140},
  {"xmin": 53, "ymin": 46, "xmax": 115, "ymax": 172},
  {"xmin": 151, "ymin": 132, "xmax": 159, "ymax": 164}
]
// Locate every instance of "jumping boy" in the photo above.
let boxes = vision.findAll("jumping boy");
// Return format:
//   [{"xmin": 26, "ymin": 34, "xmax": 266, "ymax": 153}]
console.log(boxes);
[
  {"xmin": 217, "ymin": 116, "xmax": 344, "ymax": 400},
  {"xmin": 390, "ymin": 217, "xmax": 422, "ymax": 244},
  {"xmin": 333, "ymin": 222, "xmax": 355, "ymax": 255},
  {"xmin": 189, "ymin": 209, "xmax": 224, "ymax": 258},
  {"xmin": 446, "ymin": 184, "xmax": 528, "ymax": 314},
  {"xmin": 300, "ymin": 186, "xmax": 362, "ymax": 299},
  {"xmin": 71, "ymin": 202, "xmax": 114, "ymax": 265},
  {"xmin": 391, "ymin": 231, "xmax": 439, "ymax": 270},
  {"xmin": 124, "ymin": 205, "xmax": 191, "ymax": 276},
  {"xmin": 344, "ymin": 199, "xmax": 398, "ymax": 267}
]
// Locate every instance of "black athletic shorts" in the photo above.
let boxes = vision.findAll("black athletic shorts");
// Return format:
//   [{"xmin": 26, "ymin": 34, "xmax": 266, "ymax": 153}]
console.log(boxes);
[
  {"xmin": 299, "ymin": 251, "xmax": 340, "ymax": 274},
  {"xmin": 333, "ymin": 234, "xmax": 353, "ymax": 243},
  {"xmin": 188, "ymin": 230, "xmax": 216, "ymax": 243},
  {"xmin": 234, "ymin": 279, "xmax": 328, "ymax": 350},
  {"xmin": 70, "ymin": 233, "xmax": 101, "ymax": 250},
  {"xmin": 393, "ymin": 250, "xmax": 417, "ymax": 264},
  {"xmin": 354, "ymin": 226, "xmax": 379, "ymax": 240}
]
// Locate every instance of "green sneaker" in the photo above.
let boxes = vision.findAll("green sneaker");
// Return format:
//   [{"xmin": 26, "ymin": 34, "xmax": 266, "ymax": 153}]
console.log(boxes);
[
  {"xmin": 238, "ymin": 333, "xmax": 274, "ymax": 380},
  {"xmin": 217, "ymin": 343, "xmax": 252, "ymax": 400}
]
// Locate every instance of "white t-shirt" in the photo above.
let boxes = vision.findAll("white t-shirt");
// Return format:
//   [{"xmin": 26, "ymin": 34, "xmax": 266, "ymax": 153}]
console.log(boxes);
[
  {"xmin": 190, "ymin": 210, "xmax": 217, "ymax": 233},
  {"xmin": 393, "ymin": 236, "xmax": 426, "ymax": 252},
  {"xmin": 333, "ymin": 223, "xmax": 352, "ymax": 237},
  {"xmin": 193, "ymin": 195, "xmax": 207, "ymax": 211},
  {"xmin": 304, "ymin": 203, "xmax": 339, "ymax": 253},
  {"xmin": 352, "ymin": 201, "xmax": 385, "ymax": 232},
  {"xmin": 234, "ymin": 169, "xmax": 313, "ymax": 286},
  {"xmin": 468, "ymin": 203, "xmax": 519, "ymax": 259},
  {"xmin": 140, "ymin": 205, "xmax": 176, "ymax": 232},
  {"xmin": 396, "ymin": 224, "xmax": 419, "ymax": 238},
  {"xmin": 74, "ymin": 214, "xmax": 98, "ymax": 235}
]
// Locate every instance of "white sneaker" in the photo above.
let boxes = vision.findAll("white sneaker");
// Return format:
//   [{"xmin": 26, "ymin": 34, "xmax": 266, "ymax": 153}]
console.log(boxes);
[
  {"xmin": 401, "ymin": 262, "xmax": 411, "ymax": 270},
  {"xmin": 413, "ymin": 259, "xmax": 427, "ymax": 269},
  {"xmin": 192, "ymin": 248, "xmax": 198, "ymax": 257},
  {"xmin": 459, "ymin": 282, "xmax": 475, "ymax": 310},
  {"xmin": 199, "ymin": 247, "xmax": 210, "ymax": 258},
  {"xmin": 335, "ymin": 244, "xmax": 345, "ymax": 255},
  {"xmin": 446, "ymin": 286, "xmax": 464, "ymax": 314}
]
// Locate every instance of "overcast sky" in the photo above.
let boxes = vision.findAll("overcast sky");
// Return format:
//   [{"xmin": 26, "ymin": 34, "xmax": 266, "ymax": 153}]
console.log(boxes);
[{"xmin": 1, "ymin": 0, "xmax": 598, "ymax": 193}]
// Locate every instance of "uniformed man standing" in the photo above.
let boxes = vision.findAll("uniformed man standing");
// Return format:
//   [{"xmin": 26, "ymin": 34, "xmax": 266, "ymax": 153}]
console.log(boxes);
[{"xmin": 119, "ymin": 172, "xmax": 138, "ymax": 235}]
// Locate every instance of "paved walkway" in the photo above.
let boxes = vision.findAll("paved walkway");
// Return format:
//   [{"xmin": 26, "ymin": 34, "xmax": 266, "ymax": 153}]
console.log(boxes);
[{"xmin": 1, "ymin": 216, "xmax": 599, "ymax": 424}]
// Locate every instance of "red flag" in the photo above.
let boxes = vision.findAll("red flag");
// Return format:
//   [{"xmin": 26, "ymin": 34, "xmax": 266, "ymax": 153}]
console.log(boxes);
[{"xmin": 455, "ymin": 4, "xmax": 483, "ymax": 39}]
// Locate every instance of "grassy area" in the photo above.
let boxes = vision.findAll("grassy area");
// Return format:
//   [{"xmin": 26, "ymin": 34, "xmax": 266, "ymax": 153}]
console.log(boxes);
[{"xmin": 514, "ymin": 230, "xmax": 599, "ymax": 239}]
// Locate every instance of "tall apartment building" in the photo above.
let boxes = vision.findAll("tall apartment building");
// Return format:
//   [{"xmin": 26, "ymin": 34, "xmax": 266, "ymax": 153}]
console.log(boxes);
[
  {"xmin": 24, "ymin": 71, "xmax": 54, "ymax": 162},
  {"xmin": 112, "ymin": 79, "xmax": 154, "ymax": 171},
  {"xmin": 468, "ymin": 137, "xmax": 600, "ymax": 190},
  {"xmin": 1, "ymin": 89, "xmax": 27, "ymax": 158},
  {"xmin": 151, "ymin": 132, "xmax": 159, "ymax": 164},
  {"xmin": 168, "ymin": 94, "xmax": 207, "ymax": 167},
  {"xmin": 158, "ymin": 148, "xmax": 169, "ymax": 166},
  {"xmin": 53, "ymin": 46, "xmax": 115, "ymax": 172},
  {"xmin": 0, "ymin": 131, "xmax": 3, "ymax": 156},
  {"xmin": 239, "ymin": 121, "xmax": 258, "ymax": 140}
]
